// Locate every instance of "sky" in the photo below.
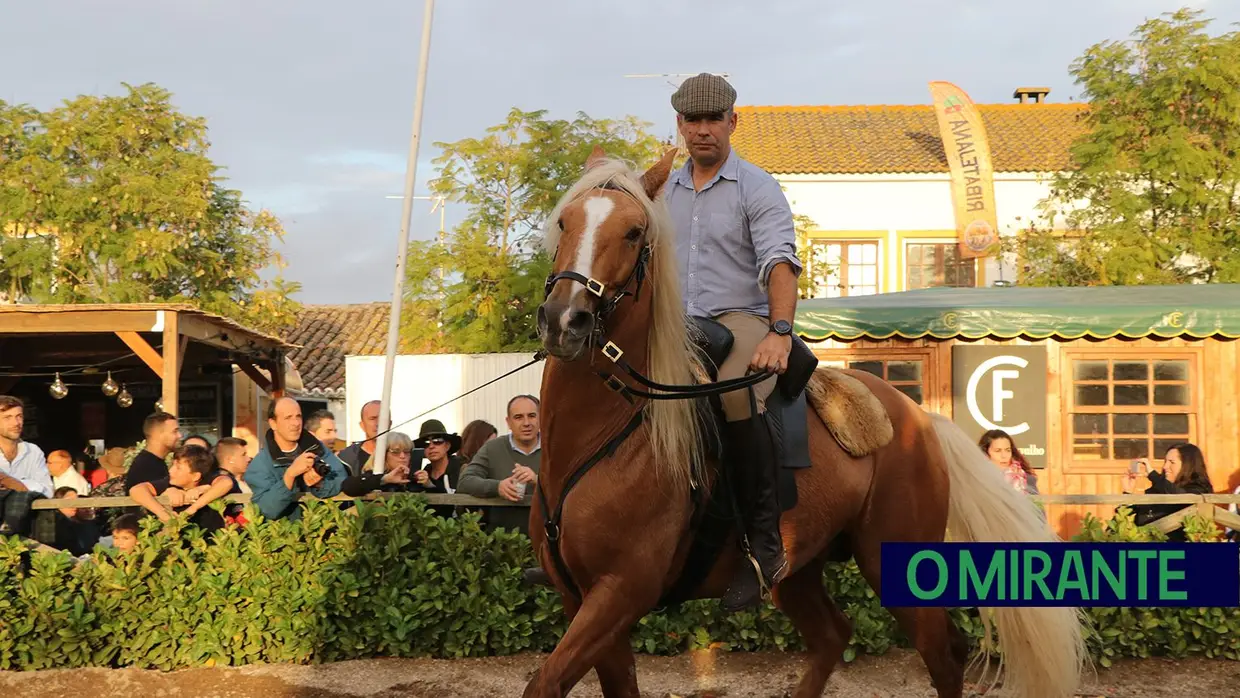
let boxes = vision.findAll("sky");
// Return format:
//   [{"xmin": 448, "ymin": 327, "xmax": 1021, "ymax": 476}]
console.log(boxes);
[{"xmin": 3, "ymin": 0, "xmax": 1237, "ymax": 305}]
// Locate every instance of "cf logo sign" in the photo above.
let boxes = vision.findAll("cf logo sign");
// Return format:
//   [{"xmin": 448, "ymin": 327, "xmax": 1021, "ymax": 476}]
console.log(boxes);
[{"xmin": 965, "ymin": 355, "xmax": 1028, "ymax": 435}]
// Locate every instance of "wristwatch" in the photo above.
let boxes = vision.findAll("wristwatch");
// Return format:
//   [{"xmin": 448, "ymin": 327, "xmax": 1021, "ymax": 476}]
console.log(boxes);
[{"xmin": 770, "ymin": 319, "xmax": 793, "ymax": 337}]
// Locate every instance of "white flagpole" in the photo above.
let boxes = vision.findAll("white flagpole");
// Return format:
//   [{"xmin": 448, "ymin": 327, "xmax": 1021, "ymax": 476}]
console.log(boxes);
[{"xmin": 374, "ymin": 0, "xmax": 436, "ymax": 474}]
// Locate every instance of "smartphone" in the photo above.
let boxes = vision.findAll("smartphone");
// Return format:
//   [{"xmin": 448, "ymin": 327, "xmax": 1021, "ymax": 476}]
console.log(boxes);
[{"xmin": 1129, "ymin": 459, "xmax": 1142, "ymax": 474}]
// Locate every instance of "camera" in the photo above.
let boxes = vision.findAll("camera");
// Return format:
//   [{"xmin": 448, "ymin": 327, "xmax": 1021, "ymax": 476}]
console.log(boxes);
[{"xmin": 311, "ymin": 457, "xmax": 331, "ymax": 478}]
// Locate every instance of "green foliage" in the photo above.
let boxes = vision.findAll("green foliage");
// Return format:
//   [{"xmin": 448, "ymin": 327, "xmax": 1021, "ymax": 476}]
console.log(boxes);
[
  {"xmin": 1010, "ymin": 8, "xmax": 1240, "ymax": 286},
  {"xmin": 1, "ymin": 498, "xmax": 1236, "ymax": 670},
  {"xmin": 0, "ymin": 82, "xmax": 300, "ymax": 333},
  {"xmin": 401, "ymin": 108, "xmax": 664, "ymax": 353}
]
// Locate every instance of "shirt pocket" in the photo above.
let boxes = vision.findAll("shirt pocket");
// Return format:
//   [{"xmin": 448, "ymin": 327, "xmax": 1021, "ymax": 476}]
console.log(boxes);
[{"xmin": 709, "ymin": 210, "xmax": 746, "ymax": 244}]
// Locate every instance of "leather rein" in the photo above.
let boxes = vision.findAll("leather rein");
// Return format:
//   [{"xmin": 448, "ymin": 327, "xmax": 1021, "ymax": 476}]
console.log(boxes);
[{"xmin": 535, "ymin": 182, "xmax": 773, "ymax": 602}]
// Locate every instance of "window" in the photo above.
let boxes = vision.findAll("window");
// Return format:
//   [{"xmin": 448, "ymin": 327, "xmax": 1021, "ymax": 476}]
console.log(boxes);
[
  {"xmin": 846, "ymin": 359, "xmax": 925, "ymax": 404},
  {"xmin": 807, "ymin": 240, "xmax": 879, "ymax": 298},
  {"xmin": 1066, "ymin": 355, "xmax": 1196, "ymax": 464},
  {"xmin": 906, "ymin": 242, "xmax": 976, "ymax": 290}
]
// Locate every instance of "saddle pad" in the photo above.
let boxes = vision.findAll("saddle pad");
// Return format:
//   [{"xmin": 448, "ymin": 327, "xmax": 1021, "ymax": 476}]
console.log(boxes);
[{"xmin": 804, "ymin": 367, "xmax": 893, "ymax": 458}]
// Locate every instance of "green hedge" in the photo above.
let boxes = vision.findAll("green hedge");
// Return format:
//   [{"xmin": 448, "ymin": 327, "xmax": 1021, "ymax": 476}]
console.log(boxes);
[{"xmin": 1, "ymin": 496, "xmax": 1237, "ymax": 670}]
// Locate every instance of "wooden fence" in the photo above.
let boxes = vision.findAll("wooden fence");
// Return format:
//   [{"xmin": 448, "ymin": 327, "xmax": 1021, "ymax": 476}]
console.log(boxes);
[{"xmin": 29, "ymin": 492, "xmax": 1240, "ymax": 534}]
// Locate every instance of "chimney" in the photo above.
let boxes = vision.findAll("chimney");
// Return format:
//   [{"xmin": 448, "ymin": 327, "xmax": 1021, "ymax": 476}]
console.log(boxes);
[{"xmin": 1013, "ymin": 87, "xmax": 1050, "ymax": 104}]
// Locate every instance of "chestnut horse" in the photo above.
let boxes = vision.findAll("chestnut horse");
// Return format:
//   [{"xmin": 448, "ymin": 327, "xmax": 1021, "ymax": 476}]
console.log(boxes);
[{"xmin": 529, "ymin": 147, "xmax": 1086, "ymax": 698}]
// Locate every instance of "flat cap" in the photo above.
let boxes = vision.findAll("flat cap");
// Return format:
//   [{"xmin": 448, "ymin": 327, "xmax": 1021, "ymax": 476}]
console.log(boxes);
[{"xmin": 671, "ymin": 73, "xmax": 736, "ymax": 116}]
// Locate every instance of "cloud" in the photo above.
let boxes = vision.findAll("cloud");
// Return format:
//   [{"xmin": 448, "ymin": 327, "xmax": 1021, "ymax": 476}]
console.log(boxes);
[{"xmin": 4, "ymin": 0, "xmax": 1238, "ymax": 304}]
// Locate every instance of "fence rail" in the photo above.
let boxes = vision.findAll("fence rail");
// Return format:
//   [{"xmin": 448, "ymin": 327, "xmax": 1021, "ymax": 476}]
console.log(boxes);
[{"xmin": 30, "ymin": 491, "xmax": 527, "ymax": 510}]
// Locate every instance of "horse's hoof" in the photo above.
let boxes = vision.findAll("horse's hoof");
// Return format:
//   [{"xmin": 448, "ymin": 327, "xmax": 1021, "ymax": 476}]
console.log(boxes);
[{"xmin": 523, "ymin": 567, "xmax": 553, "ymax": 586}]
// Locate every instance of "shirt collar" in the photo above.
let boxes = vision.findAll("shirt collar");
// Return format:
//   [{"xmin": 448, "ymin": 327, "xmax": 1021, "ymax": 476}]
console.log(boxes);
[
  {"xmin": 508, "ymin": 432, "xmax": 540, "ymax": 455},
  {"xmin": 672, "ymin": 147, "xmax": 740, "ymax": 190},
  {"xmin": 0, "ymin": 441, "xmax": 28, "ymax": 467}
]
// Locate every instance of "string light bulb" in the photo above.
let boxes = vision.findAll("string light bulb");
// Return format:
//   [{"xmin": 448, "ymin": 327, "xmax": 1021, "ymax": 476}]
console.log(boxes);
[
  {"xmin": 117, "ymin": 384, "xmax": 133, "ymax": 408},
  {"xmin": 154, "ymin": 397, "xmax": 164, "ymax": 413},
  {"xmin": 101, "ymin": 372, "xmax": 119, "ymax": 397},
  {"xmin": 49, "ymin": 373, "xmax": 68, "ymax": 400}
]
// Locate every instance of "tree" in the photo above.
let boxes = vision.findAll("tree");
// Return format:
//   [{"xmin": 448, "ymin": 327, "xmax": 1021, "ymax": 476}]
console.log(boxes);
[
  {"xmin": 402, "ymin": 109, "xmax": 664, "ymax": 353},
  {"xmin": 0, "ymin": 83, "xmax": 300, "ymax": 332},
  {"xmin": 1008, "ymin": 8, "xmax": 1240, "ymax": 286}
]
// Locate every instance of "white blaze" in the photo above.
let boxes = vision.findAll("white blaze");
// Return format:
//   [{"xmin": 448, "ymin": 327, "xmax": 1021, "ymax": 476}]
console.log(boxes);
[{"xmin": 562, "ymin": 195, "xmax": 614, "ymax": 327}]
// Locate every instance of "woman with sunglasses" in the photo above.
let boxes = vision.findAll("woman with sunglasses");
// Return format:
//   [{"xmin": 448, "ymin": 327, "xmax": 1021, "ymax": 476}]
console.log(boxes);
[{"xmin": 410, "ymin": 420, "xmax": 465, "ymax": 518}]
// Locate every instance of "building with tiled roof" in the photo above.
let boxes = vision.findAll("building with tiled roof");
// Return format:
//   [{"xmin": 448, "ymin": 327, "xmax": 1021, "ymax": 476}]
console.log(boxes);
[
  {"xmin": 732, "ymin": 102, "xmax": 1088, "ymax": 175},
  {"xmin": 730, "ymin": 89, "xmax": 1087, "ymax": 298},
  {"xmin": 284, "ymin": 302, "xmax": 391, "ymax": 399}
]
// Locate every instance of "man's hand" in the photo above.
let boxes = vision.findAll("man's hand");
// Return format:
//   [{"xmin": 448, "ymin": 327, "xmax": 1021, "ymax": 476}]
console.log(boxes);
[
  {"xmin": 412, "ymin": 468, "xmax": 430, "ymax": 487},
  {"xmin": 511, "ymin": 464, "xmax": 537, "ymax": 485},
  {"xmin": 303, "ymin": 467, "xmax": 324, "ymax": 489},
  {"xmin": 164, "ymin": 488, "xmax": 188, "ymax": 507},
  {"xmin": 290, "ymin": 452, "xmax": 317, "ymax": 477},
  {"xmin": 749, "ymin": 332, "xmax": 792, "ymax": 375},
  {"xmin": 383, "ymin": 464, "xmax": 411, "ymax": 486},
  {"xmin": 184, "ymin": 485, "xmax": 211, "ymax": 503},
  {"xmin": 0, "ymin": 472, "xmax": 27, "ymax": 491},
  {"xmin": 497, "ymin": 477, "xmax": 522, "ymax": 502}
]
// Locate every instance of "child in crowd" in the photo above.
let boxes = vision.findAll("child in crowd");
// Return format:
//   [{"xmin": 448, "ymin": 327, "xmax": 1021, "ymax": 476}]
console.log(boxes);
[
  {"xmin": 127, "ymin": 444, "xmax": 231, "ymax": 533},
  {"xmin": 110, "ymin": 512, "xmax": 140, "ymax": 553}
]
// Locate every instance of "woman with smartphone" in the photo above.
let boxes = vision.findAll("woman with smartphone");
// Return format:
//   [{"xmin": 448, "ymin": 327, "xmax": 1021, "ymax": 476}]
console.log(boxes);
[{"xmin": 1122, "ymin": 442, "xmax": 1214, "ymax": 542}]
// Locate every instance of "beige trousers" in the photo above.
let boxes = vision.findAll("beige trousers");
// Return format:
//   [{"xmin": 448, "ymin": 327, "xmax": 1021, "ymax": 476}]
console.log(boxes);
[{"xmin": 714, "ymin": 312, "xmax": 778, "ymax": 422}]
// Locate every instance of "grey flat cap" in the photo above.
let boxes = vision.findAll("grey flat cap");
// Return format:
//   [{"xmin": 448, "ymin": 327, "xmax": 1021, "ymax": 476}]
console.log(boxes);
[{"xmin": 671, "ymin": 73, "xmax": 736, "ymax": 115}]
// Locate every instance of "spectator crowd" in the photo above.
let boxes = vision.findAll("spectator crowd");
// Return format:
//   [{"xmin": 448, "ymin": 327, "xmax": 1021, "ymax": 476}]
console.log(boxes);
[{"xmin": 0, "ymin": 391, "xmax": 543, "ymax": 557}]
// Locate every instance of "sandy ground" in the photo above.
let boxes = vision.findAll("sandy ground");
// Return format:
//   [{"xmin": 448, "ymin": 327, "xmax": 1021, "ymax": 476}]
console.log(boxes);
[{"xmin": 3, "ymin": 649, "xmax": 1239, "ymax": 697}]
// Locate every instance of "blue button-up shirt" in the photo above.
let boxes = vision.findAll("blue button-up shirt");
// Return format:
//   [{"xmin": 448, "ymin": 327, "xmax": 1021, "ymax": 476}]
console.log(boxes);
[
  {"xmin": 0, "ymin": 441, "xmax": 53, "ymax": 497},
  {"xmin": 664, "ymin": 148, "xmax": 803, "ymax": 319}
]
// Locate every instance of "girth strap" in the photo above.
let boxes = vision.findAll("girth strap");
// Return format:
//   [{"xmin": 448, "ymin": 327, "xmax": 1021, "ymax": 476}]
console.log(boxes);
[{"xmin": 536, "ymin": 409, "xmax": 646, "ymax": 602}]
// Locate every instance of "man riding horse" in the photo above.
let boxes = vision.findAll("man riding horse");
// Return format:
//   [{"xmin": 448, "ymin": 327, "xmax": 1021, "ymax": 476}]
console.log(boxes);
[{"xmin": 665, "ymin": 73, "xmax": 802, "ymax": 611}]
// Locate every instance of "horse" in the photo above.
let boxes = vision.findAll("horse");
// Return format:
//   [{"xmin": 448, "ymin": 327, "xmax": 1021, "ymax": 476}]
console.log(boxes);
[{"xmin": 528, "ymin": 146, "xmax": 1087, "ymax": 698}]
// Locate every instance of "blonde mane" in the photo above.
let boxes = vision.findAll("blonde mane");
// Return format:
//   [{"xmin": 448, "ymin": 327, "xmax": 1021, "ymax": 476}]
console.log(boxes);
[{"xmin": 543, "ymin": 156, "xmax": 708, "ymax": 490}]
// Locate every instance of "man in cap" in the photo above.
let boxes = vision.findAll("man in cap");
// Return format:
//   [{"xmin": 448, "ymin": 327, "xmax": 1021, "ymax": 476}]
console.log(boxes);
[{"xmin": 665, "ymin": 73, "xmax": 802, "ymax": 611}]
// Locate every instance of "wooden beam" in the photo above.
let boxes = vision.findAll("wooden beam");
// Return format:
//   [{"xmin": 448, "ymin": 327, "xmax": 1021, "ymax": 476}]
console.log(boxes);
[
  {"xmin": 176, "ymin": 336, "xmax": 189, "ymax": 378},
  {"xmin": 1, "ymin": 310, "xmax": 165, "ymax": 334},
  {"xmin": 162, "ymin": 312, "xmax": 179, "ymax": 415},
  {"xmin": 178, "ymin": 314, "xmax": 285, "ymax": 353},
  {"xmin": 270, "ymin": 356, "xmax": 286, "ymax": 398},
  {"xmin": 115, "ymin": 331, "xmax": 163, "ymax": 377},
  {"xmin": 236, "ymin": 358, "xmax": 273, "ymax": 394}
]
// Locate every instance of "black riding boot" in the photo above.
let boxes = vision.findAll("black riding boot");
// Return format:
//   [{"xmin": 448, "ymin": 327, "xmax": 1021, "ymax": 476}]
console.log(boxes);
[{"xmin": 721, "ymin": 412, "xmax": 788, "ymax": 611}]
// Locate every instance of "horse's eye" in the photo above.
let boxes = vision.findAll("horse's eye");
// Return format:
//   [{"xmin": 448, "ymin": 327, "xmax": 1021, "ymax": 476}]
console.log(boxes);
[
  {"xmin": 557, "ymin": 218, "xmax": 564, "ymax": 231},
  {"xmin": 625, "ymin": 227, "xmax": 643, "ymax": 242}
]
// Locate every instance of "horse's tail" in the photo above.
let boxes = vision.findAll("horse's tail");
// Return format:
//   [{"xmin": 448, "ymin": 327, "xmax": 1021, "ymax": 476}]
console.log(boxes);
[{"xmin": 929, "ymin": 412, "xmax": 1089, "ymax": 698}]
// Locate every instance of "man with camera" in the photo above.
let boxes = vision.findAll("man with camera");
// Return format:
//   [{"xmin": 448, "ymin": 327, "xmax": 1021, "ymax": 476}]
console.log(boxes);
[
  {"xmin": 247, "ymin": 397, "xmax": 411, "ymax": 520},
  {"xmin": 245, "ymin": 397, "xmax": 350, "ymax": 521}
]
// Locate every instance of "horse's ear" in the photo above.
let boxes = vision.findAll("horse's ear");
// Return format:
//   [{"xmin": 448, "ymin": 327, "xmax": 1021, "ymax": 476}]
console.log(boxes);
[
  {"xmin": 585, "ymin": 145, "xmax": 607, "ymax": 170},
  {"xmin": 640, "ymin": 146, "xmax": 678, "ymax": 200}
]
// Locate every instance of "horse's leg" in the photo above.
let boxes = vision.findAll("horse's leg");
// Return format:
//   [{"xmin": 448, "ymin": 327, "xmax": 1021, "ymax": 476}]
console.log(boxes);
[
  {"xmin": 852, "ymin": 530, "xmax": 968, "ymax": 698},
  {"xmin": 772, "ymin": 555, "xmax": 852, "ymax": 698},
  {"xmin": 523, "ymin": 580, "xmax": 651, "ymax": 698},
  {"xmin": 592, "ymin": 635, "xmax": 640, "ymax": 698}
]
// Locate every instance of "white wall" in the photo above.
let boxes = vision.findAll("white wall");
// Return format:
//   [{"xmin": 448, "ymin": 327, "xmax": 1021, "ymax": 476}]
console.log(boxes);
[
  {"xmin": 780, "ymin": 172, "xmax": 1061, "ymax": 289},
  {"xmin": 344, "ymin": 353, "xmax": 545, "ymax": 442}
]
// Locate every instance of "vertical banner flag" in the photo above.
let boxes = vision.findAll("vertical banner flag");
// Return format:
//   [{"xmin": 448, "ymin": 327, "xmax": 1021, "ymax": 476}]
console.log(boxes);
[{"xmin": 928, "ymin": 81, "xmax": 999, "ymax": 259}]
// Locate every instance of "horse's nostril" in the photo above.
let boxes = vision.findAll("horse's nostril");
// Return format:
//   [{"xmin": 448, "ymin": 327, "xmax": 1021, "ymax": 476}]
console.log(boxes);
[{"xmin": 567, "ymin": 309, "xmax": 593, "ymax": 335}]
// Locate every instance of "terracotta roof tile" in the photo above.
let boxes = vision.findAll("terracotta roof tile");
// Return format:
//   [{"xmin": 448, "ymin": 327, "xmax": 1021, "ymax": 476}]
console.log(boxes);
[
  {"xmin": 283, "ymin": 303, "xmax": 392, "ymax": 397},
  {"xmin": 731, "ymin": 103, "xmax": 1090, "ymax": 175}
]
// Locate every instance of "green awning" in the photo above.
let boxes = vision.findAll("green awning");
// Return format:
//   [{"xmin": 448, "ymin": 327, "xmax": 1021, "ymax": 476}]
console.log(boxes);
[{"xmin": 794, "ymin": 284, "xmax": 1240, "ymax": 341}]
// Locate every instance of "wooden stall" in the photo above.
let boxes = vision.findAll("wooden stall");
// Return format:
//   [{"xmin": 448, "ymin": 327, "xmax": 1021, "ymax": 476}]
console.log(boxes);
[
  {"xmin": 0, "ymin": 304, "xmax": 292, "ymax": 452},
  {"xmin": 794, "ymin": 284, "xmax": 1240, "ymax": 538}
]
